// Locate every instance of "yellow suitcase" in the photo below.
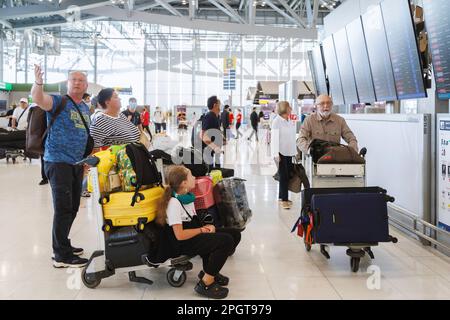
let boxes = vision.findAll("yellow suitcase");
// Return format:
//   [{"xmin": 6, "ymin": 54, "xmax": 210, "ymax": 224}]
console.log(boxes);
[
  {"xmin": 210, "ymin": 170, "xmax": 223, "ymax": 186},
  {"xmin": 101, "ymin": 186, "xmax": 164, "ymax": 231},
  {"xmin": 87, "ymin": 148, "xmax": 117, "ymax": 193}
]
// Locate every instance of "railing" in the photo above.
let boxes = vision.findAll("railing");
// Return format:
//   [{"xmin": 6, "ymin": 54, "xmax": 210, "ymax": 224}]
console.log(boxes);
[{"xmin": 388, "ymin": 203, "xmax": 450, "ymax": 254}]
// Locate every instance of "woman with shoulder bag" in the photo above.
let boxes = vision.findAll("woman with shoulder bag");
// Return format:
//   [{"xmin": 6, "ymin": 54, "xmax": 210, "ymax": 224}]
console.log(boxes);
[{"xmin": 271, "ymin": 101, "xmax": 297, "ymax": 210}]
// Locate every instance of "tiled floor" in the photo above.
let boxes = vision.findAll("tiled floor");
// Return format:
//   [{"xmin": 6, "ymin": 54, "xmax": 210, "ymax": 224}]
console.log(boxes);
[{"xmin": 1, "ymin": 130, "xmax": 450, "ymax": 300}]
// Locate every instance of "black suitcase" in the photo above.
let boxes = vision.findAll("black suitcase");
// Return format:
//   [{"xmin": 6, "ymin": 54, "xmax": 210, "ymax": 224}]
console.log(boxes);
[
  {"xmin": 216, "ymin": 167, "xmax": 234, "ymax": 178},
  {"xmin": 301, "ymin": 187, "xmax": 386, "ymax": 208},
  {"xmin": 311, "ymin": 193, "xmax": 391, "ymax": 244},
  {"xmin": 174, "ymin": 147, "xmax": 209, "ymax": 177},
  {"xmin": 104, "ymin": 226, "xmax": 152, "ymax": 269}
]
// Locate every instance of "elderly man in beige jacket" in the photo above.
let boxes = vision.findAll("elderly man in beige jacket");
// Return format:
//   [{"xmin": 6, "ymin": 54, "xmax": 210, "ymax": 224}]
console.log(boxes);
[{"xmin": 297, "ymin": 95, "xmax": 358, "ymax": 153}]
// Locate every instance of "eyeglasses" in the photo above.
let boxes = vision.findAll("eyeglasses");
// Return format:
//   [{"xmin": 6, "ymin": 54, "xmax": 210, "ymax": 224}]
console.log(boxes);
[{"xmin": 316, "ymin": 102, "xmax": 333, "ymax": 107}]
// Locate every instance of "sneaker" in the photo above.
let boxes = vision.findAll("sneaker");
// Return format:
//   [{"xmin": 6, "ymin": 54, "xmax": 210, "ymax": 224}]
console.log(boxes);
[
  {"xmin": 194, "ymin": 280, "xmax": 229, "ymax": 299},
  {"xmin": 72, "ymin": 247, "xmax": 84, "ymax": 256},
  {"xmin": 81, "ymin": 191, "xmax": 90, "ymax": 198},
  {"xmin": 53, "ymin": 255, "xmax": 88, "ymax": 268},
  {"xmin": 39, "ymin": 179, "xmax": 48, "ymax": 185},
  {"xmin": 51, "ymin": 247, "xmax": 84, "ymax": 260},
  {"xmin": 281, "ymin": 201, "xmax": 292, "ymax": 210},
  {"xmin": 198, "ymin": 271, "xmax": 229, "ymax": 286}
]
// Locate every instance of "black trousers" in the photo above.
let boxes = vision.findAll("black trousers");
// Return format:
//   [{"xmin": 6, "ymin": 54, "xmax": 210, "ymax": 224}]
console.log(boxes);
[
  {"xmin": 236, "ymin": 123, "xmax": 243, "ymax": 138},
  {"xmin": 278, "ymin": 154, "xmax": 293, "ymax": 201},
  {"xmin": 143, "ymin": 125, "xmax": 153, "ymax": 141},
  {"xmin": 155, "ymin": 123, "xmax": 162, "ymax": 133},
  {"xmin": 44, "ymin": 162, "xmax": 83, "ymax": 260},
  {"xmin": 179, "ymin": 228, "xmax": 241, "ymax": 276},
  {"xmin": 222, "ymin": 126, "xmax": 228, "ymax": 140},
  {"xmin": 40, "ymin": 155, "xmax": 47, "ymax": 180}
]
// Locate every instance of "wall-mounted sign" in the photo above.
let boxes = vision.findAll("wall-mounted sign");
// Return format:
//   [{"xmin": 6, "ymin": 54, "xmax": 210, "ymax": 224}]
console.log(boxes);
[
  {"xmin": 223, "ymin": 57, "xmax": 236, "ymax": 90},
  {"xmin": 0, "ymin": 82, "xmax": 13, "ymax": 91}
]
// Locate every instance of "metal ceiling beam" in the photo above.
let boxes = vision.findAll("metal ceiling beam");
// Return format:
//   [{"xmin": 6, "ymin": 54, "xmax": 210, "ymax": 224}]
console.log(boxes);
[
  {"xmin": 12, "ymin": 15, "xmax": 105, "ymax": 31},
  {"xmin": 263, "ymin": 0, "xmax": 304, "ymax": 28},
  {"xmin": 277, "ymin": 0, "xmax": 307, "ymax": 28},
  {"xmin": 208, "ymin": 0, "xmax": 246, "ymax": 24},
  {"xmin": 189, "ymin": 0, "xmax": 198, "ymax": 19},
  {"xmin": 0, "ymin": 0, "xmax": 111, "ymax": 20},
  {"xmin": 154, "ymin": 0, "xmax": 184, "ymax": 17},
  {"xmin": 239, "ymin": 0, "xmax": 247, "ymax": 11},
  {"xmin": 0, "ymin": 19, "xmax": 13, "ymax": 29},
  {"xmin": 312, "ymin": 0, "xmax": 319, "ymax": 27},
  {"xmin": 247, "ymin": 0, "xmax": 256, "ymax": 25},
  {"xmin": 84, "ymin": 5, "xmax": 318, "ymax": 39}
]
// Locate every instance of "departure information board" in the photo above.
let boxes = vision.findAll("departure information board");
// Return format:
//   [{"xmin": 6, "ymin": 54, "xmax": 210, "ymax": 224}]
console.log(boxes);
[
  {"xmin": 381, "ymin": 0, "xmax": 426, "ymax": 100},
  {"xmin": 322, "ymin": 36, "xmax": 345, "ymax": 105},
  {"xmin": 423, "ymin": 0, "xmax": 450, "ymax": 100},
  {"xmin": 308, "ymin": 46, "xmax": 328, "ymax": 96},
  {"xmin": 362, "ymin": 5, "xmax": 397, "ymax": 101},
  {"xmin": 333, "ymin": 28, "xmax": 359, "ymax": 104},
  {"xmin": 346, "ymin": 17, "xmax": 376, "ymax": 103}
]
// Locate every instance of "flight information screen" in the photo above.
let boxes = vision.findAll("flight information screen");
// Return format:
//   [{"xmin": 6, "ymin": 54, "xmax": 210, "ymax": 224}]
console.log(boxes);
[
  {"xmin": 322, "ymin": 36, "xmax": 345, "ymax": 105},
  {"xmin": 346, "ymin": 17, "xmax": 376, "ymax": 103},
  {"xmin": 362, "ymin": 5, "xmax": 397, "ymax": 101},
  {"xmin": 381, "ymin": 0, "xmax": 426, "ymax": 100},
  {"xmin": 308, "ymin": 46, "xmax": 328, "ymax": 96},
  {"xmin": 423, "ymin": 0, "xmax": 450, "ymax": 100},
  {"xmin": 333, "ymin": 28, "xmax": 359, "ymax": 104}
]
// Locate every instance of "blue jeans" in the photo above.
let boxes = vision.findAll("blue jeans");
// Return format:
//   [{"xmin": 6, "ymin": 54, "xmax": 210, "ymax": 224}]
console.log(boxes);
[{"xmin": 44, "ymin": 162, "xmax": 83, "ymax": 260}]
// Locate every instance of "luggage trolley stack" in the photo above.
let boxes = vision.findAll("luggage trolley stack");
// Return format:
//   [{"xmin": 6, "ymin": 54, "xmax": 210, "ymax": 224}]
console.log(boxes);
[
  {"xmin": 78, "ymin": 154, "xmax": 192, "ymax": 289},
  {"xmin": 294, "ymin": 146, "xmax": 398, "ymax": 272}
]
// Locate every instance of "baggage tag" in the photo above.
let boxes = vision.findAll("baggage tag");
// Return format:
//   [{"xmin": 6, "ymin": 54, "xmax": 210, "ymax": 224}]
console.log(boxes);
[{"xmin": 108, "ymin": 172, "xmax": 122, "ymax": 192}]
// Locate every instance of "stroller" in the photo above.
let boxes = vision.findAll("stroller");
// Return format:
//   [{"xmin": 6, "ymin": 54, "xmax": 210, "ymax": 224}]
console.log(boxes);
[
  {"xmin": 77, "ymin": 155, "xmax": 193, "ymax": 289},
  {"xmin": 0, "ymin": 129, "xmax": 31, "ymax": 164}
]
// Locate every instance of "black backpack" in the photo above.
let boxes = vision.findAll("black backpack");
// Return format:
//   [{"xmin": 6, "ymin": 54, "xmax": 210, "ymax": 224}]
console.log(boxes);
[
  {"xmin": 125, "ymin": 143, "xmax": 162, "ymax": 206},
  {"xmin": 173, "ymin": 146, "xmax": 209, "ymax": 177}
]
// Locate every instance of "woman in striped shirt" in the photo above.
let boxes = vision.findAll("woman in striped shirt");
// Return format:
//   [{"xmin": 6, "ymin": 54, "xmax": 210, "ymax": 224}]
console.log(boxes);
[{"xmin": 90, "ymin": 88, "xmax": 140, "ymax": 149}]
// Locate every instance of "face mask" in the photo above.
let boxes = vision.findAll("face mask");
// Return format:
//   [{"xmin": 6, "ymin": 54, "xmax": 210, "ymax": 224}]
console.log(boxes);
[
  {"xmin": 172, "ymin": 191, "xmax": 196, "ymax": 205},
  {"xmin": 129, "ymin": 102, "xmax": 137, "ymax": 111}
]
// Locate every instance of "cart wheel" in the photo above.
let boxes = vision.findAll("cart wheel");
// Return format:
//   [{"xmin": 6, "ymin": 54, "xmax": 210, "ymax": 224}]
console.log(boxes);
[
  {"xmin": 166, "ymin": 268, "xmax": 186, "ymax": 288},
  {"xmin": 81, "ymin": 266, "xmax": 101, "ymax": 289},
  {"xmin": 6, "ymin": 156, "xmax": 9, "ymax": 163},
  {"xmin": 350, "ymin": 257, "xmax": 360, "ymax": 273},
  {"xmin": 12, "ymin": 157, "xmax": 16, "ymax": 164},
  {"xmin": 102, "ymin": 221, "xmax": 112, "ymax": 232},
  {"xmin": 138, "ymin": 222, "xmax": 145, "ymax": 232},
  {"xmin": 305, "ymin": 243, "xmax": 312, "ymax": 252}
]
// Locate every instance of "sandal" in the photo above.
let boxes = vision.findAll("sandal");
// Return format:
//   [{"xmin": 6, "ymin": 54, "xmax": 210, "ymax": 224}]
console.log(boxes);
[
  {"xmin": 194, "ymin": 280, "xmax": 229, "ymax": 299},
  {"xmin": 198, "ymin": 271, "xmax": 229, "ymax": 286}
]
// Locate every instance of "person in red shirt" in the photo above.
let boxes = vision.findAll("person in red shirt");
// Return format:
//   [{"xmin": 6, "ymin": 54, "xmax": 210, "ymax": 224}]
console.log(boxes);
[
  {"xmin": 141, "ymin": 105, "xmax": 152, "ymax": 141},
  {"xmin": 229, "ymin": 109, "xmax": 234, "ymax": 127},
  {"xmin": 235, "ymin": 109, "xmax": 243, "ymax": 139}
]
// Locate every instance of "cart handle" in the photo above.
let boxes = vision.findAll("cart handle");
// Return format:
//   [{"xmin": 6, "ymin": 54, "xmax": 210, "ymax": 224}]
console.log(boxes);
[
  {"xmin": 75, "ymin": 155, "xmax": 100, "ymax": 167},
  {"xmin": 359, "ymin": 147, "xmax": 367, "ymax": 158}
]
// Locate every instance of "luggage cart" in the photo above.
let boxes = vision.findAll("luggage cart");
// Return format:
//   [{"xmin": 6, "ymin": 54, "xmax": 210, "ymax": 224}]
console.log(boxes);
[
  {"xmin": 302, "ymin": 148, "xmax": 367, "ymax": 188},
  {"xmin": 3, "ymin": 149, "xmax": 31, "ymax": 164},
  {"xmin": 78, "ymin": 156, "xmax": 192, "ymax": 289},
  {"xmin": 296, "ymin": 148, "xmax": 398, "ymax": 272}
]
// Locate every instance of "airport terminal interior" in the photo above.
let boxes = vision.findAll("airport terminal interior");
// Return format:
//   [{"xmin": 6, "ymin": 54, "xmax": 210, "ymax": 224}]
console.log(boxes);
[{"xmin": 0, "ymin": 0, "xmax": 450, "ymax": 300}]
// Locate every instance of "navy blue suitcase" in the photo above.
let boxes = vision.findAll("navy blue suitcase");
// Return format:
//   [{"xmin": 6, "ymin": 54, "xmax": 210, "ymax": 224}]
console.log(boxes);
[{"xmin": 311, "ymin": 193, "xmax": 390, "ymax": 244}]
